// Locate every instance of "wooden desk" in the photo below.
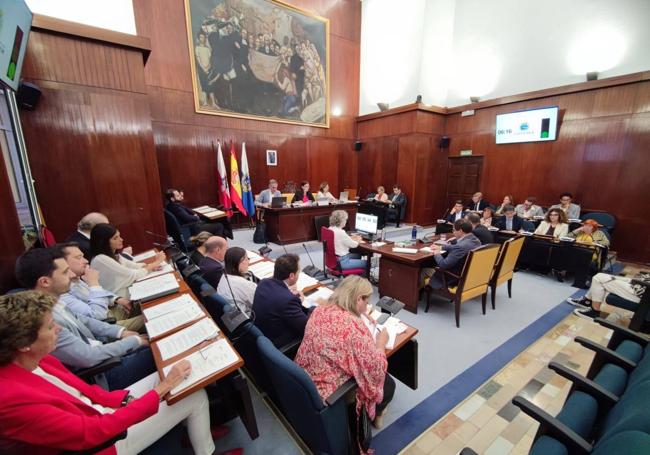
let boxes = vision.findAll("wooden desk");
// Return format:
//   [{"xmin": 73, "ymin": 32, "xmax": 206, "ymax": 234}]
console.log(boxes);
[
  {"xmin": 493, "ymin": 232, "xmax": 596, "ymax": 288},
  {"xmin": 144, "ymin": 272, "xmax": 244, "ymax": 405},
  {"xmin": 357, "ymin": 240, "xmax": 437, "ymax": 314},
  {"xmin": 262, "ymin": 202, "xmax": 358, "ymax": 244}
]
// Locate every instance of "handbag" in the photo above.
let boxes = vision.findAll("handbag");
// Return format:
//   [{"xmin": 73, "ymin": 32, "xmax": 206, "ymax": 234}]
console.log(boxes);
[
  {"xmin": 253, "ymin": 220, "xmax": 267, "ymax": 244},
  {"xmin": 357, "ymin": 405, "xmax": 372, "ymax": 452}
]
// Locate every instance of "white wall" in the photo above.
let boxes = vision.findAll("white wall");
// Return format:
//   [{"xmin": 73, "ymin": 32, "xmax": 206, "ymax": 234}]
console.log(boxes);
[
  {"xmin": 360, "ymin": 0, "xmax": 650, "ymax": 111},
  {"xmin": 25, "ymin": 0, "xmax": 137, "ymax": 35}
]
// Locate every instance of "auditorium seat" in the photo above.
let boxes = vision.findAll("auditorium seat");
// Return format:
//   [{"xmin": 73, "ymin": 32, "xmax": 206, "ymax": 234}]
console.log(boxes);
[{"xmin": 257, "ymin": 336, "xmax": 357, "ymax": 454}]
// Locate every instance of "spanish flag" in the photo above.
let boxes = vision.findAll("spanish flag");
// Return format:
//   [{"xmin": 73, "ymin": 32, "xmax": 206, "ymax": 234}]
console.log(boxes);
[{"xmin": 229, "ymin": 141, "xmax": 248, "ymax": 216}]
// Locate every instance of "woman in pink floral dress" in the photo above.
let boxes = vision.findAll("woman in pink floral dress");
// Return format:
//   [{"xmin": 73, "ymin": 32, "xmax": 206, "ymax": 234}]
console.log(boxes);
[{"xmin": 295, "ymin": 276, "xmax": 395, "ymax": 431}]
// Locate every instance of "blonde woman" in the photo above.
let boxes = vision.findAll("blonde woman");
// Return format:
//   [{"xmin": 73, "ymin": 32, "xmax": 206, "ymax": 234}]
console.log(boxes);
[
  {"xmin": 328, "ymin": 210, "xmax": 366, "ymax": 270},
  {"xmin": 295, "ymin": 276, "xmax": 395, "ymax": 436},
  {"xmin": 373, "ymin": 186, "xmax": 389, "ymax": 203},
  {"xmin": 188, "ymin": 231, "xmax": 211, "ymax": 266}
]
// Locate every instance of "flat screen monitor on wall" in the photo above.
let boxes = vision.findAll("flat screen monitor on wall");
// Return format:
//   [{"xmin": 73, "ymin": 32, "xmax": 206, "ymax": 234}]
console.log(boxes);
[
  {"xmin": 495, "ymin": 106, "xmax": 559, "ymax": 144},
  {"xmin": 0, "ymin": 0, "xmax": 33, "ymax": 91}
]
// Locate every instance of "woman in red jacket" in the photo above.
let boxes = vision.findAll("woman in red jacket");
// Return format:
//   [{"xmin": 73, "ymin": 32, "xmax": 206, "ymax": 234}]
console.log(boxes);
[{"xmin": 0, "ymin": 291, "xmax": 218, "ymax": 455}]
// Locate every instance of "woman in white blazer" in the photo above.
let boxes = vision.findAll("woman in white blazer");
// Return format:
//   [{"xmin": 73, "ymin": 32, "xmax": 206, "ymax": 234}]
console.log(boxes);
[
  {"xmin": 90, "ymin": 224, "xmax": 165, "ymax": 298},
  {"xmin": 534, "ymin": 208, "xmax": 569, "ymax": 238}
]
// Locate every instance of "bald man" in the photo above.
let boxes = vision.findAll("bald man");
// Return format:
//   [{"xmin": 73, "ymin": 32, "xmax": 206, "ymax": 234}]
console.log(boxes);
[
  {"xmin": 198, "ymin": 236, "xmax": 229, "ymax": 288},
  {"xmin": 66, "ymin": 212, "xmax": 110, "ymax": 259}
]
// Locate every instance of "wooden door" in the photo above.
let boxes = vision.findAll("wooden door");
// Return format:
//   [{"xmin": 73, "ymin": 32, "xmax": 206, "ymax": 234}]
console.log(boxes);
[{"xmin": 445, "ymin": 157, "xmax": 484, "ymax": 209}]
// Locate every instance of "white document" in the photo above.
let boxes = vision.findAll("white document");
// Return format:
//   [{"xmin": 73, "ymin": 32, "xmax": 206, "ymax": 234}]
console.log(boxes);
[
  {"xmin": 132, "ymin": 250, "xmax": 157, "ymax": 262},
  {"xmin": 296, "ymin": 272, "xmax": 318, "ymax": 292},
  {"xmin": 145, "ymin": 305, "xmax": 205, "ymax": 339},
  {"xmin": 129, "ymin": 273, "xmax": 180, "ymax": 302},
  {"xmin": 156, "ymin": 318, "xmax": 220, "ymax": 361},
  {"xmin": 303, "ymin": 287, "xmax": 334, "ymax": 308},
  {"xmin": 143, "ymin": 294, "xmax": 199, "ymax": 320},
  {"xmin": 193, "ymin": 205, "xmax": 213, "ymax": 213},
  {"xmin": 246, "ymin": 250, "xmax": 263, "ymax": 263},
  {"xmin": 135, "ymin": 262, "xmax": 175, "ymax": 282},
  {"xmin": 202, "ymin": 209, "xmax": 225, "ymax": 218},
  {"xmin": 163, "ymin": 339, "xmax": 239, "ymax": 396},
  {"xmin": 249, "ymin": 261, "xmax": 275, "ymax": 279},
  {"xmin": 392, "ymin": 247, "xmax": 418, "ymax": 254},
  {"xmin": 363, "ymin": 314, "xmax": 406, "ymax": 350},
  {"xmin": 371, "ymin": 241, "xmax": 386, "ymax": 247}
]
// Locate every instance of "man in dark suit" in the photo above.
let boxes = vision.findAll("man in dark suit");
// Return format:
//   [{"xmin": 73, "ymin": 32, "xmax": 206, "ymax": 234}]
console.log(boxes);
[
  {"xmin": 445, "ymin": 200, "xmax": 467, "ymax": 223},
  {"xmin": 495, "ymin": 205, "xmax": 523, "ymax": 232},
  {"xmin": 66, "ymin": 212, "xmax": 109, "ymax": 259},
  {"xmin": 252, "ymin": 253, "xmax": 311, "ymax": 348},
  {"xmin": 165, "ymin": 188, "xmax": 230, "ymax": 238},
  {"xmin": 387, "ymin": 184, "xmax": 407, "ymax": 226},
  {"xmin": 421, "ymin": 220, "xmax": 482, "ymax": 289},
  {"xmin": 198, "ymin": 236, "xmax": 228, "ymax": 289},
  {"xmin": 467, "ymin": 213, "xmax": 493, "ymax": 245},
  {"xmin": 468, "ymin": 192, "xmax": 490, "ymax": 212}
]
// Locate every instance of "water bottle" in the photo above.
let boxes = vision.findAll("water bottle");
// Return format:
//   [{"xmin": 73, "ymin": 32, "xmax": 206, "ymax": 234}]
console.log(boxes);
[
  {"xmin": 380, "ymin": 228, "xmax": 386, "ymax": 242},
  {"xmin": 411, "ymin": 225, "xmax": 417, "ymax": 242}
]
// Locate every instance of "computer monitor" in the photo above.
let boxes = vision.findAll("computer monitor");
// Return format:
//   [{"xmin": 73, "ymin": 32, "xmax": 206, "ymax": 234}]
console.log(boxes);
[{"xmin": 355, "ymin": 212, "xmax": 378, "ymax": 235}]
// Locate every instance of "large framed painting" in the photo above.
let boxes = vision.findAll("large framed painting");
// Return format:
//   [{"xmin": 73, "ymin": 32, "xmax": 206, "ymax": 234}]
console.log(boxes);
[{"xmin": 184, "ymin": 0, "xmax": 330, "ymax": 127}]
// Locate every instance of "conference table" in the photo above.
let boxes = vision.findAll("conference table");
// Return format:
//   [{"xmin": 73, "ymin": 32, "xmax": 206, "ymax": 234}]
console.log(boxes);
[
  {"xmin": 261, "ymin": 201, "xmax": 359, "ymax": 244},
  {"xmin": 134, "ymin": 255, "xmax": 259, "ymax": 439},
  {"xmin": 492, "ymin": 231, "xmax": 598, "ymax": 288},
  {"xmin": 357, "ymin": 239, "xmax": 437, "ymax": 314}
]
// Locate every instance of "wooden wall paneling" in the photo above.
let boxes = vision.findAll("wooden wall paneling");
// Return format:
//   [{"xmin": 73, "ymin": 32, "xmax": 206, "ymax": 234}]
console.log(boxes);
[
  {"xmin": 19, "ymin": 29, "xmax": 164, "ymax": 252},
  {"xmin": 306, "ymin": 138, "xmax": 341, "ymax": 194},
  {"xmin": 356, "ymin": 137, "xmax": 398, "ymax": 198},
  {"xmin": 0, "ymin": 152, "xmax": 25, "ymax": 292},
  {"xmin": 338, "ymin": 140, "xmax": 358, "ymax": 193}
]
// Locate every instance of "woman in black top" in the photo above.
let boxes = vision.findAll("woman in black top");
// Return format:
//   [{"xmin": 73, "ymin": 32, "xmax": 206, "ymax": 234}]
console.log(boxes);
[{"xmin": 294, "ymin": 180, "xmax": 315, "ymax": 203}]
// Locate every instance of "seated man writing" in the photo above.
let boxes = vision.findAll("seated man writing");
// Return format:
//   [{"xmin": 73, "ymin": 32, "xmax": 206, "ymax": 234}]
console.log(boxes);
[{"xmin": 420, "ymin": 220, "xmax": 481, "ymax": 289}]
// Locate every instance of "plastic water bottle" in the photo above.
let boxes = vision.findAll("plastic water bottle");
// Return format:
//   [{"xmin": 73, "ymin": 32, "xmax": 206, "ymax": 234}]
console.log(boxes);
[
  {"xmin": 380, "ymin": 228, "xmax": 386, "ymax": 242},
  {"xmin": 411, "ymin": 225, "xmax": 417, "ymax": 242}
]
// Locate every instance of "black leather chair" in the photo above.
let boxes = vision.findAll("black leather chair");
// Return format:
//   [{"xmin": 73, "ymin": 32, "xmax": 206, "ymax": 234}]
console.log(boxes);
[
  {"xmin": 163, "ymin": 209, "xmax": 190, "ymax": 252},
  {"xmin": 257, "ymin": 336, "xmax": 357, "ymax": 454},
  {"xmin": 314, "ymin": 215, "xmax": 330, "ymax": 242}
]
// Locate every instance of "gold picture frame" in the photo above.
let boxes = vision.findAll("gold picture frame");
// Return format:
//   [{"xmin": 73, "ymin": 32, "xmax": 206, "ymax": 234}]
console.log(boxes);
[{"xmin": 184, "ymin": 0, "xmax": 330, "ymax": 128}]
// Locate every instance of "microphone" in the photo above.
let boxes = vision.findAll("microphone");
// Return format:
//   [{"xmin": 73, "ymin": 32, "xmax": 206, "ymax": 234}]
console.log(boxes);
[
  {"xmin": 145, "ymin": 230, "xmax": 170, "ymax": 241},
  {"xmin": 302, "ymin": 243, "xmax": 326, "ymax": 280},
  {"xmin": 220, "ymin": 271, "xmax": 252, "ymax": 335}
]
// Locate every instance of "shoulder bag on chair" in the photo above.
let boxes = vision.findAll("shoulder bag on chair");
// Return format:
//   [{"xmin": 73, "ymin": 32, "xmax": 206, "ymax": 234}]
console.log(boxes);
[{"xmin": 253, "ymin": 210, "xmax": 267, "ymax": 244}]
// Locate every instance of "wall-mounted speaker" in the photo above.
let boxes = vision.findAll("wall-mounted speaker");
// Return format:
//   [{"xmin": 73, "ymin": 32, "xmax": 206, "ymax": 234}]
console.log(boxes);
[
  {"xmin": 17, "ymin": 82, "xmax": 41, "ymax": 110},
  {"xmin": 354, "ymin": 140, "xmax": 362, "ymax": 151},
  {"xmin": 439, "ymin": 136, "xmax": 450, "ymax": 148}
]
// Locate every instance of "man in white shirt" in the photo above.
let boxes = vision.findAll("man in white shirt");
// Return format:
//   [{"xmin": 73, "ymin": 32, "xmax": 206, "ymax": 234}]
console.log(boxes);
[
  {"xmin": 515, "ymin": 197, "xmax": 544, "ymax": 219},
  {"xmin": 56, "ymin": 242, "xmax": 144, "ymax": 332},
  {"xmin": 255, "ymin": 179, "xmax": 282, "ymax": 207},
  {"xmin": 15, "ymin": 248, "xmax": 155, "ymax": 390}
]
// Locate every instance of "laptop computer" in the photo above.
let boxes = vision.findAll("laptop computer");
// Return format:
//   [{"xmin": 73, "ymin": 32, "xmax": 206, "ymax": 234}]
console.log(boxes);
[
  {"xmin": 339, "ymin": 191, "xmax": 348, "ymax": 202},
  {"xmin": 271, "ymin": 196, "xmax": 287, "ymax": 208}
]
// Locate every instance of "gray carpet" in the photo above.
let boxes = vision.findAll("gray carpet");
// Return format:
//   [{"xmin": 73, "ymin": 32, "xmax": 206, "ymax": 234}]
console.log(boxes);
[{"xmin": 213, "ymin": 226, "xmax": 580, "ymax": 452}]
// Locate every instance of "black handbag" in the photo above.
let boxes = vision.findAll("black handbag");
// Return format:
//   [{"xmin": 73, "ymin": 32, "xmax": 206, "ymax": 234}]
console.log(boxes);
[
  {"xmin": 253, "ymin": 220, "xmax": 267, "ymax": 244},
  {"xmin": 357, "ymin": 405, "xmax": 372, "ymax": 452}
]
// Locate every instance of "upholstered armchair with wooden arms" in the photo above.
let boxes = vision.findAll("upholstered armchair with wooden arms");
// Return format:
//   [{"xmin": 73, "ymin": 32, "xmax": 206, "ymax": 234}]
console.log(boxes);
[
  {"xmin": 489, "ymin": 235, "xmax": 525, "ymax": 310},
  {"xmin": 424, "ymin": 244, "xmax": 501, "ymax": 328}
]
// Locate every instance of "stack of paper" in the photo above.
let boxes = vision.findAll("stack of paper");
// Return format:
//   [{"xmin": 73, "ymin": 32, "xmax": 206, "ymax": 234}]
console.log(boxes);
[
  {"xmin": 144, "ymin": 296, "xmax": 204, "ymax": 339},
  {"xmin": 132, "ymin": 250, "xmax": 157, "ymax": 262},
  {"xmin": 156, "ymin": 318, "xmax": 220, "ymax": 361},
  {"xmin": 246, "ymin": 250, "xmax": 263, "ymax": 263},
  {"xmin": 303, "ymin": 287, "xmax": 334, "ymax": 308},
  {"xmin": 296, "ymin": 272, "xmax": 318, "ymax": 292},
  {"xmin": 135, "ymin": 262, "xmax": 175, "ymax": 282},
  {"xmin": 129, "ymin": 273, "xmax": 180, "ymax": 302},
  {"xmin": 203, "ymin": 209, "xmax": 225, "ymax": 218},
  {"xmin": 163, "ymin": 339, "xmax": 239, "ymax": 395},
  {"xmin": 143, "ymin": 294, "xmax": 199, "ymax": 319},
  {"xmin": 193, "ymin": 205, "xmax": 213, "ymax": 213},
  {"xmin": 364, "ymin": 313, "xmax": 407, "ymax": 350},
  {"xmin": 249, "ymin": 261, "xmax": 274, "ymax": 279}
]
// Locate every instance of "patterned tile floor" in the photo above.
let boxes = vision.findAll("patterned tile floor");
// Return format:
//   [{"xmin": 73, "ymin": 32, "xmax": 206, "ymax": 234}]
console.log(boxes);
[{"xmin": 401, "ymin": 313, "xmax": 613, "ymax": 455}]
